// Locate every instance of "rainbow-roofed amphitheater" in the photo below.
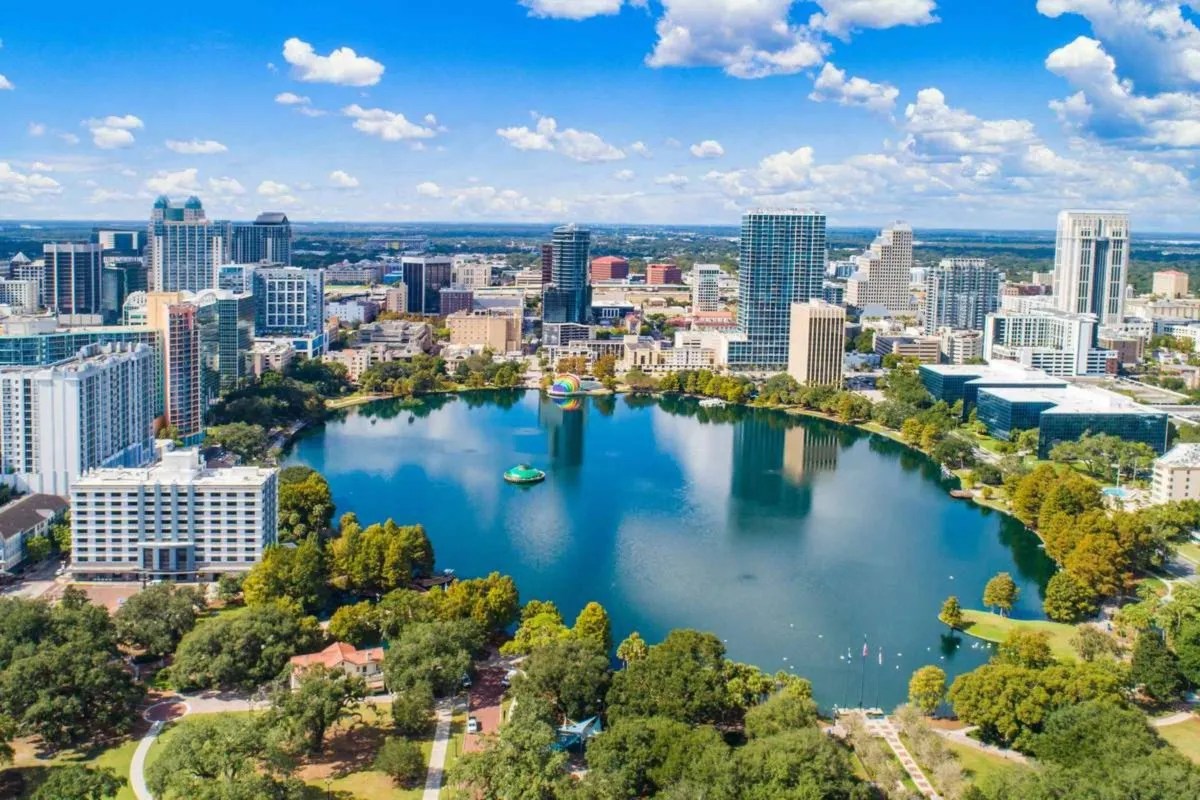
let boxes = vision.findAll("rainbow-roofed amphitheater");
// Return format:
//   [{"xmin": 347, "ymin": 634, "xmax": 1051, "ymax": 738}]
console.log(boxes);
[{"xmin": 547, "ymin": 373, "xmax": 584, "ymax": 397}]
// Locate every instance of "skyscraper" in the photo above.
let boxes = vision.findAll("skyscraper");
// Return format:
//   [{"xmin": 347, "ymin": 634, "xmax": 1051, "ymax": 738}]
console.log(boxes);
[
  {"xmin": 230, "ymin": 213, "xmax": 292, "ymax": 265},
  {"xmin": 1052, "ymin": 211, "xmax": 1129, "ymax": 325},
  {"xmin": 147, "ymin": 196, "xmax": 226, "ymax": 293},
  {"xmin": 692, "ymin": 264, "xmax": 722, "ymax": 312},
  {"xmin": 787, "ymin": 300, "xmax": 845, "ymax": 387},
  {"xmin": 145, "ymin": 293, "xmax": 203, "ymax": 445},
  {"xmin": 726, "ymin": 209, "xmax": 826, "ymax": 370},
  {"xmin": 401, "ymin": 256, "xmax": 453, "ymax": 315},
  {"xmin": 101, "ymin": 262, "xmax": 148, "ymax": 324},
  {"xmin": 542, "ymin": 224, "xmax": 592, "ymax": 325},
  {"xmin": 42, "ymin": 243, "xmax": 103, "ymax": 318},
  {"xmin": 922, "ymin": 258, "xmax": 1001, "ymax": 334},
  {"xmin": 846, "ymin": 223, "xmax": 912, "ymax": 314},
  {"xmin": 252, "ymin": 267, "xmax": 325, "ymax": 337}
]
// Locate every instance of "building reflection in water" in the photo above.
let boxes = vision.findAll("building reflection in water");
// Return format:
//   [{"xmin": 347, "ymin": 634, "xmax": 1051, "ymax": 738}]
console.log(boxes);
[
  {"xmin": 729, "ymin": 412, "xmax": 826, "ymax": 521},
  {"xmin": 782, "ymin": 425, "xmax": 840, "ymax": 485},
  {"xmin": 539, "ymin": 394, "xmax": 585, "ymax": 468}
]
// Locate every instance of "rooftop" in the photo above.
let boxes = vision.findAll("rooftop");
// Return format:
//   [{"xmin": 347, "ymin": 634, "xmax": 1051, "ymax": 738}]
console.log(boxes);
[
  {"xmin": 920, "ymin": 361, "xmax": 1069, "ymax": 386},
  {"xmin": 290, "ymin": 641, "xmax": 384, "ymax": 670},
  {"xmin": 979, "ymin": 384, "xmax": 1163, "ymax": 416},
  {"xmin": 0, "ymin": 494, "xmax": 68, "ymax": 541},
  {"xmin": 1157, "ymin": 444, "xmax": 1200, "ymax": 468},
  {"xmin": 74, "ymin": 446, "xmax": 276, "ymax": 488}
]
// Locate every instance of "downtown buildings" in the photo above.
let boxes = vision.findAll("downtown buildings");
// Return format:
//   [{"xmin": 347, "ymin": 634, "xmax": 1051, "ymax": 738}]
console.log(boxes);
[
  {"xmin": 787, "ymin": 300, "xmax": 845, "ymax": 387},
  {"xmin": 847, "ymin": 223, "xmax": 913, "ymax": 315},
  {"xmin": 229, "ymin": 213, "xmax": 292, "ymax": 265},
  {"xmin": 252, "ymin": 267, "xmax": 327, "ymax": 357},
  {"xmin": 692, "ymin": 264, "xmax": 722, "ymax": 313},
  {"xmin": 725, "ymin": 209, "xmax": 826, "ymax": 370},
  {"xmin": 148, "ymin": 196, "xmax": 225, "ymax": 292},
  {"xmin": 42, "ymin": 243, "xmax": 103, "ymax": 320},
  {"xmin": 1052, "ymin": 211, "xmax": 1129, "ymax": 325},
  {"xmin": 70, "ymin": 444, "xmax": 278, "ymax": 581},
  {"xmin": 543, "ymin": 224, "xmax": 592, "ymax": 325},
  {"xmin": 922, "ymin": 258, "xmax": 1001, "ymax": 334}
]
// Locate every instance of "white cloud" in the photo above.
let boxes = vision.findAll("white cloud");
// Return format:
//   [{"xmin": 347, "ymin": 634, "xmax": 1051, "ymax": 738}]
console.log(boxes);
[
  {"xmin": 497, "ymin": 115, "xmax": 625, "ymax": 161},
  {"xmin": 689, "ymin": 139, "xmax": 725, "ymax": 159},
  {"xmin": 329, "ymin": 169, "xmax": 360, "ymax": 188},
  {"xmin": 208, "ymin": 176, "xmax": 245, "ymax": 195},
  {"xmin": 0, "ymin": 74, "xmax": 12, "ymax": 91},
  {"xmin": 275, "ymin": 91, "xmax": 310, "ymax": 106},
  {"xmin": 630, "ymin": 140, "xmax": 652, "ymax": 157},
  {"xmin": 810, "ymin": 0, "xmax": 939, "ymax": 39},
  {"xmin": 613, "ymin": 168, "xmax": 636, "ymax": 181},
  {"xmin": 655, "ymin": 173, "xmax": 690, "ymax": 188},
  {"xmin": 87, "ymin": 188, "xmax": 136, "ymax": 204},
  {"xmin": 143, "ymin": 168, "xmax": 200, "ymax": 195},
  {"xmin": 165, "ymin": 138, "xmax": 228, "ymax": 155},
  {"xmin": 58, "ymin": 133, "xmax": 80, "ymax": 145},
  {"xmin": 282, "ymin": 37, "xmax": 384, "ymax": 86},
  {"xmin": 0, "ymin": 162, "xmax": 62, "ymax": 202},
  {"xmin": 257, "ymin": 180, "xmax": 291, "ymax": 196},
  {"xmin": 342, "ymin": 104, "xmax": 436, "ymax": 141},
  {"xmin": 519, "ymin": 0, "xmax": 629, "ymax": 19},
  {"xmin": 416, "ymin": 181, "xmax": 442, "ymax": 197},
  {"xmin": 27, "ymin": 122, "xmax": 45, "ymax": 137},
  {"xmin": 902, "ymin": 88, "xmax": 1037, "ymax": 158},
  {"xmin": 84, "ymin": 114, "xmax": 144, "ymax": 149},
  {"xmin": 809, "ymin": 62, "xmax": 900, "ymax": 113}
]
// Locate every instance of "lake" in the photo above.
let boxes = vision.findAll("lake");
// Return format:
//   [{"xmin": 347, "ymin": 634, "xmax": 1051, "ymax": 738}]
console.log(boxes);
[{"xmin": 286, "ymin": 391, "xmax": 1055, "ymax": 710}]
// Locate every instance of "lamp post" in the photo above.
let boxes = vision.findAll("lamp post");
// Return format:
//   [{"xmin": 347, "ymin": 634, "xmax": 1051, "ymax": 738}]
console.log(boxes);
[{"xmin": 325, "ymin": 776, "xmax": 332, "ymax": 799}]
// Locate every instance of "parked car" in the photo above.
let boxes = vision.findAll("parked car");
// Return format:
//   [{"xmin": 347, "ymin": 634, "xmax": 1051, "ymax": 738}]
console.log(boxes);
[
  {"xmin": 467, "ymin": 716, "xmax": 480, "ymax": 734},
  {"xmin": 461, "ymin": 672, "xmax": 472, "ymax": 689}
]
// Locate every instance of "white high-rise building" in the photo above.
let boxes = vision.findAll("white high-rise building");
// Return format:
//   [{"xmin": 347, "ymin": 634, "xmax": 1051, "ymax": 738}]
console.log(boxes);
[
  {"xmin": 0, "ymin": 343, "xmax": 157, "ymax": 495},
  {"xmin": 147, "ymin": 196, "xmax": 227, "ymax": 293},
  {"xmin": 983, "ymin": 308, "xmax": 1113, "ymax": 377},
  {"xmin": 1052, "ymin": 211, "xmax": 1129, "ymax": 325},
  {"xmin": 691, "ymin": 264, "xmax": 722, "ymax": 313},
  {"xmin": 847, "ymin": 223, "xmax": 913, "ymax": 315},
  {"xmin": 70, "ymin": 445, "xmax": 279, "ymax": 581}
]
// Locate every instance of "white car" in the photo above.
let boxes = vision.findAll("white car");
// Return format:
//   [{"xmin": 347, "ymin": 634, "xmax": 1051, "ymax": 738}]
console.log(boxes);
[{"xmin": 467, "ymin": 716, "xmax": 480, "ymax": 734}]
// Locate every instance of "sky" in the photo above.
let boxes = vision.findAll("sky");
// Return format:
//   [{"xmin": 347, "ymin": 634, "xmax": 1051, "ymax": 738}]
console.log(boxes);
[{"xmin": 3, "ymin": 1, "xmax": 1200, "ymax": 229}]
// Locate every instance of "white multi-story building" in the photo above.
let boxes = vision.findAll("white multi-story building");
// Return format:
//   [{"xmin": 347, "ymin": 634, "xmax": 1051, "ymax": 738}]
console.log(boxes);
[
  {"xmin": 691, "ymin": 264, "xmax": 722, "ymax": 313},
  {"xmin": 1052, "ymin": 211, "xmax": 1130, "ymax": 325},
  {"xmin": 147, "ymin": 196, "xmax": 226, "ymax": 293},
  {"xmin": 0, "ymin": 279, "xmax": 40, "ymax": 314},
  {"xmin": 70, "ymin": 445, "xmax": 279, "ymax": 581},
  {"xmin": 452, "ymin": 259, "xmax": 492, "ymax": 290},
  {"xmin": 847, "ymin": 223, "xmax": 913, "ymax": 315},
  {"xmin": 0, "ymin": 343, "xmax": 157, "ymax": 495},
  {"xmin": 1152, "ymin": 444, "xmax": 1200, "ymax": 504},
  {"xmin": 983, "ymin": 308, "xmax": 1113, "ymax": 376}
]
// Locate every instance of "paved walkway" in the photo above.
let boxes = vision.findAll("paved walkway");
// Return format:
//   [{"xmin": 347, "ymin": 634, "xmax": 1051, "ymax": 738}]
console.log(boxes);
[
  {"xmin": 422, "ymin": 701, "xmax": 454, "ymax": 800},
  {"xmin": 1153, "ymin": 711, "xmax": 1196, "ymax": 728},
  {"xmin": 130, "ymin": 700, "xmax": 190, "ymax": 800},
  {"xmin": 861, "ymin": 716, "xmax": 941, "ymax": 800},
  {"xmin": 932, "ymin": 725, "xmax": 1029, "ymax": 764}
]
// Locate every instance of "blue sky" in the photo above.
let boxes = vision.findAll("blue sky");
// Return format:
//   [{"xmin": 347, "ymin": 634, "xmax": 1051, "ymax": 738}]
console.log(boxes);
[{"xmin": 2, "ymin": 1, "xmax": 1200, "ymax": 229}]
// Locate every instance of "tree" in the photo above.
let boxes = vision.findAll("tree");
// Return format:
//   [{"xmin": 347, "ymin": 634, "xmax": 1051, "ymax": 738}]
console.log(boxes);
[
  {"xmin": 515, "ymin": 637, "xmax": 611, "ymax": 721},
  {"xmin": 982, "ymin": 572, "xmax": 1019, "ymax": 616},
  {"xmin": 1032, "ymin": 700, "xmax": 1162, "ymax": 770},
  {"xmin": 328, "ymin": 519, "xmax": 435, "ymax": 595},
  {"xmin": 269, "ymin": 664, "xmax": 366, "ymax": 754},
  {"xmin": 1042, "ymin": 571, "xmax": 1098, "ymax": 624},
  {"xmin": 1131, "ymin": 629, "xmax": 1183, "ymax": 704},
  {"xmin": 573, "ymin": 601, "xmax": 612, "ymax": 654},
  {"xmin": 390, "ymin": 682, "xmax": 434, "ymax": 737},
  {"xmin": 583, "ymin": 715, "xmax": 734, "ymax": 798},
  {"xmin": 31, "ymin": 766, "xmax": 125, "ymax": 800},
  {"xmin": 735, "ymin": 728, "xmax": 865, "ymax": 800},
  {"xmin": 1178, "ymin": 620, "xmax": 1200, "ymax": 686},
  {"xmin": 1071, "ymin": 625, "xmax": 1120, "ymax": 663},
  {"xmin": 939, "ymin": 596, "xmax": 964, "ymax": 631},
  {"xmin": 328, "ymin": 601, "xmax": 380, "ymax": 647},
  {"xmin": 277, "ymin": 466, "xmax": 335, "ymax": 542},
  {"xmin": 145, "ymin": 714, "xmax": 304, "ymax": 799},
  {"xmin": 996, "ymin": 630, "xmax": 1055, "ymax": 670},
  {"xmin": 500, "ymin": 600, "xmax": 571, "ymax": 656},
  {"xmin": 744, "ymin": 681, "xmax": 818, "ymax": 738},
  {"xmin": 607, "ymin": 630, "xmax": 736, "ymax": 726},
  {"xmin": 383, "ymin": 619, "xmax": 483, "ymax": 697},
  {"xmin": 932, "ymin": 435, "xmax": 977, "ymax": 469},
  {"xmin": 616, "ymin": 631, "xmax": 648, "ymax": 667},
  {"xmin": 375, "ymin": 737, "xmax": 426, "ymax": 788},
  {"xmin": 114, "ymin": 583, "xmax": 205, "ymax": 659},
  {"xmin": 204, "ymin": 422, "xmax": 270, "ymax": 463},
  {"xmin": 242, "ymin": 536, "xmax": 328, "ymax": 613},
  {"xmin": 376, "ymin": 588, "xmax": 437, "ymax": 639},
  {"xmin": 170, "ymin": 604, "xmax": 321, "ymax": 692},
  {"xmin": 431, "ymin": 572, "xmax": 519, "ymax": 634},
  {"xmin": 449, "ymin": 708, "xmax": 570, "ymax": 799},
  {"xmin": 217, "ymin": 573, "xmax": 244, "ymax": 604},
  {"xmin": 908, "ymin": 665, "xmax": 947, "ymax": 715},
  {"xmin": 24, "ymin": 534, "xmax": 52, "ymax": 563}
]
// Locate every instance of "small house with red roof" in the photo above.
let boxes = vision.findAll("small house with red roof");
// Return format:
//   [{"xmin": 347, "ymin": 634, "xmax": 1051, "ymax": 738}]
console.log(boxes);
[{"xmin": 289, "ymin": 641, "xmax": 386, "ymax": 692}]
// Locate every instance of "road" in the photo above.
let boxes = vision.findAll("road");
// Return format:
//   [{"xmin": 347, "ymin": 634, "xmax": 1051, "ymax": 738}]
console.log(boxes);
[{"xmin": 422, "ymin": 701, "xmax": 454, "ymax": 800}]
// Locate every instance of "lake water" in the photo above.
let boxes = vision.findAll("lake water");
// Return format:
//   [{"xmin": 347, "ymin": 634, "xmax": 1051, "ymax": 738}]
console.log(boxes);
[{"xmin": 286, "ymin": 391, "xmax": 1055, "ymax": 710}]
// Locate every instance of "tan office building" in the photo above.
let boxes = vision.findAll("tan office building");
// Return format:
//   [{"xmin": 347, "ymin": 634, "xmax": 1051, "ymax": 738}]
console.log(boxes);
[
  {"xmin": 1153, "ymin": 270, "xmax": 1189, "ymax": 299},
  {"xmin": 447, "ymin": 310, "xmax": 522, "ymax": 353},
  {"xmin": 787, "ymin": 301, "xmax": 845, "ymax": 387}
]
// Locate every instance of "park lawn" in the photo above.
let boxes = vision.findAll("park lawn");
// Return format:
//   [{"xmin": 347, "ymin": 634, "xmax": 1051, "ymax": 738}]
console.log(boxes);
[
  {"xmin": 959, "ymin": 610, "xmax": 1077, "ymax": 661},
  {"xmin": 943, "ymin": 740, "xmax": 1026, "ymax": 785},
  {"xmin": 6, "ymin": 734, "xmax": 141, "ymax": 800},
  {"xmin": 1178, "ymin": 541, "xmax": 1200, "ymax": 565},
  {"xmin": 1159, "ymin": 718, "xmax": 1200, "ymax": 764}
]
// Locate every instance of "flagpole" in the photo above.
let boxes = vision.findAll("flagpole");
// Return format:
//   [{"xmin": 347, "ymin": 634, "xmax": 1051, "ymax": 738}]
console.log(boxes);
[
  {"xmin": 874, "ymin": 646, "xmax": 883, "ymax": 709},
  {"xmin": 858, "ymin": 635, "xmax": 868, "ymax": 708}
]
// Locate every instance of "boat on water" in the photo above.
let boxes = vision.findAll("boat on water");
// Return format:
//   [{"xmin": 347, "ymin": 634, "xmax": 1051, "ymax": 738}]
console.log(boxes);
[
  {"xmin": 699, "ymin": 398, "xmax": 726, "ymax": 408},
  {"xmin": 503, "ymin": 464, "xmax": 546, "ymax": 485}
]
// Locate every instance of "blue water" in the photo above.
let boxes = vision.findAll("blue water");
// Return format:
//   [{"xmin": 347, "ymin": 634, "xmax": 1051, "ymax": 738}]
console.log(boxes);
[{"xmin": 286, "ymin": 391, "xmax": 1055, "ymax": 709}]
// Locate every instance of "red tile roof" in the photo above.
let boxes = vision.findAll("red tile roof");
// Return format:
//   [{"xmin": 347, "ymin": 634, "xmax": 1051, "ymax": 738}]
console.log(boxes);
[{"xmin": 289, "ymin": 641, "xmax": 384, "ymax": 670}]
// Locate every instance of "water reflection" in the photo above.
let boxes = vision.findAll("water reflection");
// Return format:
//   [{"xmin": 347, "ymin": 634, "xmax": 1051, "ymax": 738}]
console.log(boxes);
[{"xmin": 539, "ymin": 395, "xmax": 584, "ymax": 468}]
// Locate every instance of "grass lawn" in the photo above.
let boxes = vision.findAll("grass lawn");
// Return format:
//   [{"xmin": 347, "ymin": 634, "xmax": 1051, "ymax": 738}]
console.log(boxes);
[
  {"xmin": 5, "ymin": 734, "xmax": 142, "ymax": 800},
  {"xmin": 1160, "ymin": 718, "xmax": 1200, "ymax": 764},
  {"xmin": 959, "ymin": 610, "xmax": 1077, "ymax": 661},
  {"xmin": 943, "ymin": 739, "xmax": 1026, "ymax": 785},
  {"xmin": 1178, "ymin": 541, "xmax": 1200, "ymax": 565}
]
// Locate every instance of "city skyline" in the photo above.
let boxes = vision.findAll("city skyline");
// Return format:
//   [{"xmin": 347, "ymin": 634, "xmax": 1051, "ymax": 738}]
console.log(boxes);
[{"xmin": 4, "ymin": 1, "xmax": 1200, "ymax": 229}]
